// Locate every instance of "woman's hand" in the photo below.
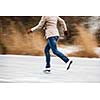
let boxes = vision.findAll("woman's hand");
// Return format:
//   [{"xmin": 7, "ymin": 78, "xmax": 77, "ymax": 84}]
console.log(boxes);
[
  {"xmin": 64, "ymin": 31, "xmax": 70, "ymax": 38},
  {"xmin": 27, "ymin": 29, "xmax": 33, "ymax": 34}
]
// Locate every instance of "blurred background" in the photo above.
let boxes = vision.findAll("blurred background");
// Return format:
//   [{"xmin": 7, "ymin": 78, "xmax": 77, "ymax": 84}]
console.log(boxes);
[{"xmin": 0, "ymin": 16, "xmax": 100, "ymax": 58}]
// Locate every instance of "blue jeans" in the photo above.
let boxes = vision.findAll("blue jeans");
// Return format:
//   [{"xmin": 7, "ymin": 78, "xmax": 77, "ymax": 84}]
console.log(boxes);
[{"xmin": 44, "ymin": 36, "xmax": 69, "ymax": 68}]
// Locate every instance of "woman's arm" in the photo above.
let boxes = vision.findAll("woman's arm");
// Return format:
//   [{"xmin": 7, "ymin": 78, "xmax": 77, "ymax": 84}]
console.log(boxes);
[
  {"xmin": 57, "ymin": 16, "xmax": 67, "ymax": 31},
  {"xmin": 57, "ymin": 17, "xmax": 70, "ymax": 37},
  {"xmin": 31, "ymin": 16, "xmax": 46, "ymax": 31}
]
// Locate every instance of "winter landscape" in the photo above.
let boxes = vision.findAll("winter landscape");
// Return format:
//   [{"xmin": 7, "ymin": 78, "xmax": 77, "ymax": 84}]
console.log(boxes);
[{"xmin": 0, "ymin": 16, "xmax": 100, "ymax": 83}]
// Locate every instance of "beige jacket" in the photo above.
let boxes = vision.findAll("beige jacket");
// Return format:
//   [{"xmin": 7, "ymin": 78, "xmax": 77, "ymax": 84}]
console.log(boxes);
[{"xmin": 31, "ymin": 16, "xmax": 67, "ymax": 39}]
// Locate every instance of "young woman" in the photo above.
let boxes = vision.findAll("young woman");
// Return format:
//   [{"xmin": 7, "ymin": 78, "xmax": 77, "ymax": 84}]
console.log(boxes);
[{"xmin": 28, "ymin": 16, "xmax": 73, "ymax": 73}]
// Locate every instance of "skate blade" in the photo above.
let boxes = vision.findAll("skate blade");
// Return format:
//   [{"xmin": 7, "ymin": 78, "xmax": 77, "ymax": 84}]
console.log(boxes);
[
  {"xmin": 67, "ymin": 61, "xmax": 73, "ymax": 70},
  {"xmin": 43, "ymin": 70, "xmax": 51, "ymax": 74}
]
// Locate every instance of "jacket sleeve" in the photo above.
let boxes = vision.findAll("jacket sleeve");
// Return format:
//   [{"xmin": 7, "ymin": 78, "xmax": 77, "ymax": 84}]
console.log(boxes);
[
  {"xmin": 57, "ymin": 17, "xmax": 67, "ymax": 31},
  {"xmin": 31, "ymin": 16, "xmax": 46, "ymax": 31}
]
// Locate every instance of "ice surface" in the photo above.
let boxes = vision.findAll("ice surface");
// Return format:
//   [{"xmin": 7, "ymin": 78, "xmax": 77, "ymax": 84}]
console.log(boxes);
[{"xmin": 0, "ymin": 54, "xmax": 100, "ymax": 83}]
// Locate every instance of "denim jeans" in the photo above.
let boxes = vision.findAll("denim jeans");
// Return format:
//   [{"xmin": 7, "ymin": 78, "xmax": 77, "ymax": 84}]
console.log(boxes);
[{"xmin": 44, "ymin": 36, "xmax": 69, "ymax": 68}]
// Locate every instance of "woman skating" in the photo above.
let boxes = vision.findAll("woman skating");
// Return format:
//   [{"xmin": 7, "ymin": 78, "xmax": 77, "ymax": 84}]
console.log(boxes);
[{"xmin": 28, "ymin": 16, "xmax": 73, "ymax": 73}]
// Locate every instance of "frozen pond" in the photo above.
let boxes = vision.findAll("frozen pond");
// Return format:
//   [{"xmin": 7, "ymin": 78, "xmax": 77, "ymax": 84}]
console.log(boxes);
[{"xmin": 0, "ymin": 55, "xmax": 100, "ymax": 83}]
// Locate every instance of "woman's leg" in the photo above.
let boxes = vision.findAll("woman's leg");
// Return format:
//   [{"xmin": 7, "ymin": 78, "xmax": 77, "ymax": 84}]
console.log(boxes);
[
  {"xmin": 44, "ymin": 41, "xmax": 51, "ymax": 68},
  {"xmin": 48, "ymin": 36, "xmax": 69, "ymax": 63}
]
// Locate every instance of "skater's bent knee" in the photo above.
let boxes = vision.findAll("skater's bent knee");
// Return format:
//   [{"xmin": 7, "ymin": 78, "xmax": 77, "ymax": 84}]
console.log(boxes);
[{"xmin": 52, "ymin": 49, "xmax": 58, "ymax": 55}]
